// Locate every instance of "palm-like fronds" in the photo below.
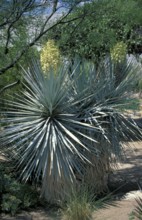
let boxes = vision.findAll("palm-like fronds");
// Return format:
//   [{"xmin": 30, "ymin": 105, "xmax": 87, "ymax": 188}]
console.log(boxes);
[{"xmin": 0, "ymin": 58, "xmax": 141, "ymax": 202}]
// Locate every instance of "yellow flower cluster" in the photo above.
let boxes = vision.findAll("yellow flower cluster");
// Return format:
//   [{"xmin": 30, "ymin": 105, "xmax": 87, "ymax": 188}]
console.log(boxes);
[
  {"xmin": 40, "ymin": 40, "xmax": 61, "ymax": 74},
  {"xmin": 110, "ymin": 42, "xmax": 127, "ymax": 63}
]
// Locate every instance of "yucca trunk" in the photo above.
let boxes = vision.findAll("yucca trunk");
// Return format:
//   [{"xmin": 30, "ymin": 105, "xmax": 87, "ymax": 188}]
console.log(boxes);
[{"xmin": 84, "ymin": 155, "xmax": 110, "ymax": 194}]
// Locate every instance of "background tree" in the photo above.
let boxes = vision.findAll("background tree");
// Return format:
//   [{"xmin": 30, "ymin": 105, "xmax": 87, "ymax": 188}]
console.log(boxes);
[
  {"xmin": 0, "ymin": 0, "xmax": 92, "ymax": 94},
  {"xmin": 47, "ymin": 0, "xmax": 142, "ymax": 64}
]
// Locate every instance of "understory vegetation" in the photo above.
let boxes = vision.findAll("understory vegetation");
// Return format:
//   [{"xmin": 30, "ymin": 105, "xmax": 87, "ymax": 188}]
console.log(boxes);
[{"xmin": 0, "ymin": 163, "xmax": 42, "ymax": 216}]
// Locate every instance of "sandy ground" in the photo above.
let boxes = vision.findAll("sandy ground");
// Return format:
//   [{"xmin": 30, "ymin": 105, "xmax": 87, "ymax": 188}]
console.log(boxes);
[
  {"xmin": 94, "ymin": 199, "xmax": 138, "ymax": 220},
  {"xmin": 93, "ymin": 141, "xmax": 142, "ymax": 220}
]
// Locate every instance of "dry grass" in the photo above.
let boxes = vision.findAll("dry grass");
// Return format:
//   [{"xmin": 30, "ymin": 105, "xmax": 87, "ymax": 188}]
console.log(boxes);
[{"xmin": 62, "ymin": 186, "xmax": 95, "ymax": 220}]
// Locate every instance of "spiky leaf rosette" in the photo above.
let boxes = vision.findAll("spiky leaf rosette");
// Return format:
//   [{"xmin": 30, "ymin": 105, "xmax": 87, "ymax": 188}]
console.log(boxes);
[
  {"xmin": 0, "ymin": 61, "xmax": 100, "ymax": 201},
  {"xmin": 0, "ymin": 58, "xmax": 141, "ymax": 201}
]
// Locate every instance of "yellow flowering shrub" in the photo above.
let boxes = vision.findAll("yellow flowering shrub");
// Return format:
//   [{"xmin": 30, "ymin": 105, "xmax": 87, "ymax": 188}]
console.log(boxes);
[
  {"xmin": 110, "ymin": 42, "xmax": 127, "ymax": 63},
  {"xmin": 40, "ymin": 40, "xmax": 61, "ymax": 73}
]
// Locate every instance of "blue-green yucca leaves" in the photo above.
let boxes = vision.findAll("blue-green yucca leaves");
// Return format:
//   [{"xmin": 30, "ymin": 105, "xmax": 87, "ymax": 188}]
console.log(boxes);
[
  {"xmin": 0, "ymin": 61, "xmax": 102, "ymax": 200},
  {"xmin": 69, "ymin": 58, "xmax": 142, "ymax": 159},
  {"xmin": 0, "ymin": 58, "xmax": 142, "ymax": 200},
  {"xmin": 70, "ymin": 57, "xmax": 141, "ymax": 106}
]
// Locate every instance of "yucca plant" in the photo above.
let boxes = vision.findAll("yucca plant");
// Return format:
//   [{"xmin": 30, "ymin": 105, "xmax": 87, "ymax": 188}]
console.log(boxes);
[
  {"xmin": 0, "ymin": 58, "xmax": 141, "ymax": 202},
  {"xmin": 132, "ymin": 197, "xmax": 142, "ymax": 220}
]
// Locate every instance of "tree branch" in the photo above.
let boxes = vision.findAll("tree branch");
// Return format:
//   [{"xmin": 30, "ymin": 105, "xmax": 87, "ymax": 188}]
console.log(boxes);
[
  {"xmin": 0, "ymin": 1, "xmax": 82, "ymax": 75},
  {"xmin": 52, "ymin": 0, "xmax": 58, "ymax": 13},
  {"xmin": 0, "ymin": 0, "xmax": 94, "ymax": 75},
  {"xmin": 0, "ymin": 0, "xmax": 35, "ymax": 28}
]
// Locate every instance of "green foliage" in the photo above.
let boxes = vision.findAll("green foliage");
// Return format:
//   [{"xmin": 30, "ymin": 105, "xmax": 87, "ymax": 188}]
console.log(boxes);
[
  {"xmin": 120, "ymin": 98, "xmax": 140, "ymax": 111},
  {"xmin": 62, "ymin": 186, "xmax": 95, "ymax": 220},
  {"xmin": 1, "ymin": 194, "xmax": 21, "ymax": 216},
  {"xmin": 128, "ymin": 211, "xmax": 136, "ymax": 220},
  {"xmin": 61, "ymin": 184, "xmax": 113, "ymax": 220},
  {"xmin": 0, "ymin": 0, "xmax": 44, "ymax": 73},
  {"xmin": 0, "ymin": 164, "xmax": 40, "ymax": 216},
  {"xmin": 48, "ymin": 0, "xmax": 142, "ymax": 62},
  {"xmin": 0, "ymin": 47, "xmax": 39, "ymax": 99},
  {"xmin": 0, "ymin": 0, "xmax": 91, "ymax": 76}
]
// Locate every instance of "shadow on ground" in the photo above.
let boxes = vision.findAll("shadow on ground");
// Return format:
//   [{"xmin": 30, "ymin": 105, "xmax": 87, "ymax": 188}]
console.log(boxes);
[{"xmin": 108, "ymin": 141, "xmax": 142, "ymax": 195}]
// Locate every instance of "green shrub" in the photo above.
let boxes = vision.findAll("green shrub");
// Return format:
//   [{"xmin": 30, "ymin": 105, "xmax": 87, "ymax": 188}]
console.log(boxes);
[
  {"xmin": 0, "ymin": 164, "xmax": 40, "ymax": 216},
  {"xmin": 1, "ymin": 194, "xmax": 21, "ymax": 216},
  {"xmin": 128, "ymin": 211, "xmax": 136, "ymax": 220}
]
